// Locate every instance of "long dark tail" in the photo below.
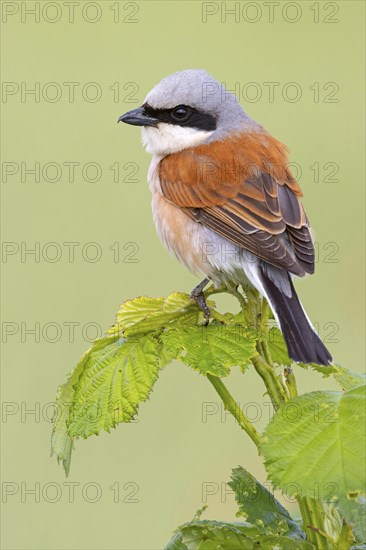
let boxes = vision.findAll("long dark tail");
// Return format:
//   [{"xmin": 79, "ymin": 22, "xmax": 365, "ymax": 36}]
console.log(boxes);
[{"xmin": 260, "ymin": 267, "xmax": 332, "ymax": 366}]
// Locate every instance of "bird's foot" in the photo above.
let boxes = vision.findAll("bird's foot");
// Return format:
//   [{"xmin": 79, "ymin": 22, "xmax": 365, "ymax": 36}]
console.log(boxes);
[{"xmin": 190, "ymin": 278, "xmax": 211, "ymax": 325}]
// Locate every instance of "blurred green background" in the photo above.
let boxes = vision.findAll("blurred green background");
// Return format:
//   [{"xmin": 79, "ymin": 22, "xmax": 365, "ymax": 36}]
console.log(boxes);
[{"xmin": 1, "ymin": 1, "xmax": 365, "ymax": 548}]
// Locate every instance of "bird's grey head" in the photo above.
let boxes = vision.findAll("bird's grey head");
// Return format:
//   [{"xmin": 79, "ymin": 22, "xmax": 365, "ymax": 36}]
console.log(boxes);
[{"xmin": 118, "ymin": 69, "xmax": 258, "ymax": 155}]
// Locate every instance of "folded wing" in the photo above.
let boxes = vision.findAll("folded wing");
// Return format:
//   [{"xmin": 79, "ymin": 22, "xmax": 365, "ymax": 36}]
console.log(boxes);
[{"xmin": 159, "ymin": 132, "xmax": 314, "ymax": 276}]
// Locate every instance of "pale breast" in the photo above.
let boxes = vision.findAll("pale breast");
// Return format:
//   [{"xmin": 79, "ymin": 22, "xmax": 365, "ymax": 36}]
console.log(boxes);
[{"xmin": 148, "ymin": 156, "xmax": 212, "ymax": 276}]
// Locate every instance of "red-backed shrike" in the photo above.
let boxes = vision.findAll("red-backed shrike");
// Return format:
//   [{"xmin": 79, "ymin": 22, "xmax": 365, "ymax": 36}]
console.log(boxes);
[{"xmin": 118, "ymin": 69, "xmax": 332, "ymax": 365}]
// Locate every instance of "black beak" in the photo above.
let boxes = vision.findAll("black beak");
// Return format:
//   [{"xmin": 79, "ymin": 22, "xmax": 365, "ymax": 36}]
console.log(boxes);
[{"xmin": 118, "ymin": 106, "xmax": 159, "ymax": 127}]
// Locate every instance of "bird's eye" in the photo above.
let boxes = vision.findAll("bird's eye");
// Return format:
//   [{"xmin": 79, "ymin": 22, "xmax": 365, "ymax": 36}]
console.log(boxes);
[{"xmin": 171, "ymin": 105, "xmax": 191, "ymax": 122}]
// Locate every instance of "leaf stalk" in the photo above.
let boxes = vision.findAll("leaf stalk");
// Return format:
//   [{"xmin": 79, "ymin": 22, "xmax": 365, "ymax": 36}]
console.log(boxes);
[{"xmin": 206, "ymin": 373, "xmax": 263, "ymax": 449}]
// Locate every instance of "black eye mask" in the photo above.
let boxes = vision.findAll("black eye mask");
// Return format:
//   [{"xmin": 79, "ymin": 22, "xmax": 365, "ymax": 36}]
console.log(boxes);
[{"xmin": 143, "ymin": 103, "xmax": 217, "ymax": 131}]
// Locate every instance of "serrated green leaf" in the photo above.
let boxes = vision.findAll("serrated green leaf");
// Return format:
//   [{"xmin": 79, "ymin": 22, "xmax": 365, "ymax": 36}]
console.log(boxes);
[
  {"xmin": 160, "ymin": 326, "xmax": 186, "ymax": 363},
  {"xmin": 108, "ymin": 292, "xmax": 208, "ymax": 337},
  {"xmin": 50, "ymin": 354, "xmax": 86, "ymax": 476},
  {"xmin": 333, "ymin": 366, "xmax": 366, "ymax": 391},
  {"xmin": 309, "ymin": 363, "xmax": 338, "ymax": 375},
  {"xmin": 253, "ymin": 535, "xmax": 312, "ymax": 548},
  {"xmin": 52, "ymin": 331, "xmax": 167, "ymax": 474},
  {"xmin": 229, "ymin": 466, "xmax": 304, "ymax": 539},
  {"xmin": 268, "ymin": 328, "xmax": 292, "ymax": 367},
  {"xmin": 193, "ymin": 505, "xmax": 208, "ymax": 521},
  {"xmin": 165, "ymin": 520, "xmax": 312, "ymax": 550},
  {"xmin": 296, "ymin": 362, "xmax": 338, "ymax": 376},
  {"xmin": 165, "ymin": 520, "xmax": 256, "ymax": 550},
  {"xmin": 262, "ymin": 386, "xmax": 366, "ymax": 529},
  {"xmin": 162, "ymin": 324, "xmax": 258, "ymax": 377},
  {"xmin": 66, "ymin": 334, "xmax": 164, "ymax": 438},
  {"xmin": 52, "ymin": 290, "xmax": 260, "ymax": 475}
]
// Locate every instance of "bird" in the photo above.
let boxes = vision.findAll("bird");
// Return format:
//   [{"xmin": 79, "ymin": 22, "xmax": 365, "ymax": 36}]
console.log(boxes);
[{"xmin": 118, "ymin": 69, "xmax": 332, "ymax": 366}]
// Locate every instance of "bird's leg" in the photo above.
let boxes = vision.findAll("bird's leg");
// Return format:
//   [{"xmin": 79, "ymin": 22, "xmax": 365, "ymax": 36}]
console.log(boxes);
[{"xmin": 190, "ymin": 277, "xmax": 211, "ymax": 323}]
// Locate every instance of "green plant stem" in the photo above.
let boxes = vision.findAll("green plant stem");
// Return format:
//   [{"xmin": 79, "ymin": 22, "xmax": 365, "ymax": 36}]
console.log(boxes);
[
  {"xmin": 282, "ymin": 370, "xmax": 334, "ymax": 547},
  {"xmin": 260, "ymin": 339, "xmax": 273, "ymax": 368},
  {"xmin": 299, "ymin": 497, "xmax": 332, "ymax": 549},
  {"xmin": 204, "ymin": 284, "xmax": 228, "ymax": 298},
  {"xmin": 239, "ymin": 287, "xmax": 288, "ymax": 410},
  {"xmin": 284, "ymin": 366, "xmax": 298, "ymax": 399},
  {"xmin": 205, "ymin": 286, "xmax": 349, "ymax": 548},
  {"xmin": 251, "ymin": 354, "xmax": 287, "ymax": 411},
  {"xmin": 234, "ymin": 286, "xmax": 337, "ymax": 548},
  {"xmin": 226, "ymin": 285, "xmax": 248, "ymax": 313},
  {"xmin": 206, "ymin": 374, "xmax": 263, "ymax": 449},
  {"xmin": 281, "ymin": 368, "xmax": 331, "ymax": 547},
  {"xmin": 205, "ymin": 283, "xmax": 251, "ymax": 318},
  {"xmin": 260, "ymin": 299, "xmax": 273, "ymax": 367}
]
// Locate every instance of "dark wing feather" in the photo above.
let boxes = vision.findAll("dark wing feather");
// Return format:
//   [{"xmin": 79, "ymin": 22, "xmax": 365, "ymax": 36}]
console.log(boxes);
[
  {"xmin": 186, "ymin": 206, "xmax": 306, "ymax": 276},
  {"xmin": 159, "ymin": 134, "xmax": 314, "ymax": 276},
  {"xmin": 287, "ymin": 225, "xmax": 315, "ymax": 274}
]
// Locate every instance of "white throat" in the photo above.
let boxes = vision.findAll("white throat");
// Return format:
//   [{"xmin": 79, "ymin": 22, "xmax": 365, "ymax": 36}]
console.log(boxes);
[{"xmin": 141, "ymin": 123, "xmax": 214, "ymax": 156}]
